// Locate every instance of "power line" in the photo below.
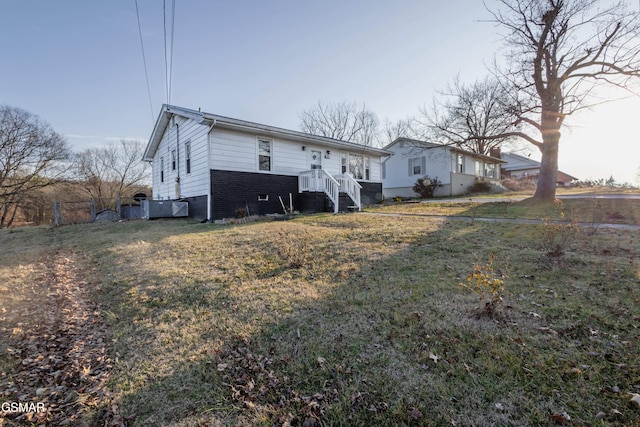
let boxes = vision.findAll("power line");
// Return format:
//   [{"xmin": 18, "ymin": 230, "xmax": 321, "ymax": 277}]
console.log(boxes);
[
  {"xmin": 169, "ymin": 0, "xmax": 175, "ymax": 106},
  {"xmin": 163, "ymin": 0, "xmax": 176, "ymax": 106},
  {"xmin": 134, "ymin": 0, "xmax": 155, "ymax": 123},
  {"xmin": 163, "ymin": 0, "xmax": 169, "ymax": 106}
]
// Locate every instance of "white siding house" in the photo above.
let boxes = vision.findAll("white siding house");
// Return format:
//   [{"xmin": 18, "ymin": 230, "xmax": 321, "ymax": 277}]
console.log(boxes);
[
  {"xmin": 382, "ymin": 138, "xmax": 504, "ymax": 198},
  {"xmin": 142, "ymin": 105, "xmax": 390, "ymax": 220}
]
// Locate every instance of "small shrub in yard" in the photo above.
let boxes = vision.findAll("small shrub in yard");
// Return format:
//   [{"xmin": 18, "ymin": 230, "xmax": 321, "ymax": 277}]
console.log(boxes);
[
  {"xmin": 541, "ymin": 199, "xmax": 579, "ymax": 257},
  {"xmin": 468, "ymin": 177, "xmax": 492, "ymax": 193},
  {"xmin": 412, "ymin": 175, "xmax": 442, "ymax": 198},
  {"xmin": 459, "ymin": 253, "xmax": 506, "ymax": 316}
]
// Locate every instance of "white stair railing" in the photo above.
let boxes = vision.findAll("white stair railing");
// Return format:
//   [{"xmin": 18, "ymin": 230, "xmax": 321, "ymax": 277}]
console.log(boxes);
[
  {"xmin": 335, "ymin": 174, "xmax": 362, "ymax": 211},
  {"xmin": 299, "ymin": 169, "xmax": 340, "ymax": 213}
]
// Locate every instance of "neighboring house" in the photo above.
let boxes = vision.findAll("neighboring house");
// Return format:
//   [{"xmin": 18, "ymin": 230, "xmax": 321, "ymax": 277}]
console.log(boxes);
[
  {"xmin": 142, "ymin": 105, "xmax": 391, "ymax": 220},
  {"xmin": 382, "ymin": 138, "xmax": 504, "ymax": 198},
  {"xmin": 501, "ymin": 152, "xmax": 578, "ymax": 186}
]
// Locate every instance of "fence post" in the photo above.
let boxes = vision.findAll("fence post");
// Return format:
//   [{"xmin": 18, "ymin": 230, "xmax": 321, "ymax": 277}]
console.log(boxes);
[
  {"xmin": 116, "ymin": 192, "xmax": 122, "ymax": 220},
  {"xmin": 53, "ymin": 200, "xmax": 61, "ymax": 227},
  {"xmin": 90, "ymin": 198, "xmax": 96, "ymax": 222}
]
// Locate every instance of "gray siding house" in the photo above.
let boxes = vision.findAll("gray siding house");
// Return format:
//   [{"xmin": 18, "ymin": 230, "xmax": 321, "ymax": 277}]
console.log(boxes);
[
  {"xmin": 382, "ymin": 138, "xmax": 504, "ymax": 198},
  {"xmin": 142, "ymin": 105, "xmax": 390, "ymax": 220}
]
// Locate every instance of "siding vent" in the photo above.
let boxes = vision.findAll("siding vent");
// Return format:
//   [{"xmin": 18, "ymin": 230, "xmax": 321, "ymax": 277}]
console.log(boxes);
[{"xmin": 258, "ymin": 194, "xmax": 269, "ymax": 201}]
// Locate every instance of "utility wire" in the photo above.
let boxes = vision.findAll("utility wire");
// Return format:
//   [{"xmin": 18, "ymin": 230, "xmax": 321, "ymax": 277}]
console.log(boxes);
[
  {"xmin": 163, "ymin": 0, "xmax": 169, "ymax": 106},
  {"xmin": 163, "ymin": 0, "xmax": 176, "ymax": 107},
  {"xmin": 169, "ymin": 0, "xmax": 175, "ymax": 106},
  {"xmin": 134, "ymin": 0, "xmax": 155, "ymax": 123}
]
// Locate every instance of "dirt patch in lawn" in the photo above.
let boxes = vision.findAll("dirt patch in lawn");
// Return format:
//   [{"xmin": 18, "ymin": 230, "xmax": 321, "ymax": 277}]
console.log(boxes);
[{"xmin": 0, "ymin": 251, "xmax": 121, "ymax": 426}]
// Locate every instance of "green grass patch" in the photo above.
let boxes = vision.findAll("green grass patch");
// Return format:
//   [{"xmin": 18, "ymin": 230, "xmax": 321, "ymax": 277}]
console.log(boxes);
[{"xmin": 1, "ymin": 214, "xmax": 639, "ymax": 425}]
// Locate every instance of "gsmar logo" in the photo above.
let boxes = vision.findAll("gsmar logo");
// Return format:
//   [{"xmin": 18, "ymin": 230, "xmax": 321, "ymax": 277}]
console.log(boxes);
[{"xmin": 1, "ymin": 401, "xmax": 46, "ymax": 413}]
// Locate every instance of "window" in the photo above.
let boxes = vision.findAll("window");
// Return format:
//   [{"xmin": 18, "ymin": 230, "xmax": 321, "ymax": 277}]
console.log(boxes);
[
  {"xmin": 349, "ymin": 154, "xmax": 364, "ymax": 180},
  {"xmin": 475, "ymin": 160, "xmax": 482, "ymax": 177},
  {"xmin": 365, "ymin": 157, "xmax": 370, "ymax": 181},
  {"xmin": 412, "ymin": 158, "xmax": 422, "ymax": 175},
  {"xmin": 457, "ymin": 154, "xmax": 464, "ymax": 173},
  {"xmin": 160, "ymin": 157, "xmax": 164, "ymax": 182},
  {"xmin": 171, "ymin": 150, "xmax": 176, "ymax": 171},
  {"xmin": 341, "ymin": 153, "xmax": 370, "ymax": 180},
  {"xmin": 408, "ymin": 157, "xmax": 425, "ymax": 176},
  {"xmin": 185, "ymin": 142, "xmax": 191, "ymax": 174},
  {"xmin": 382, "ymin": 161, "xmax": 386, "ymax": 180},
  {"xmin": 485, "ymin": 163, "xmax": 496, "ymax": 178},
  {"xmin": 258, "ymin": 139, "xmax": 272, "ymax": 171}
]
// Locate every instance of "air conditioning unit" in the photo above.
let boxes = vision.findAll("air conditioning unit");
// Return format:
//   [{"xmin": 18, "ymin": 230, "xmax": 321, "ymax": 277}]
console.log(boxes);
[{"xmin": 141, "ymin": 200, "xmax": 189, "ymax": 219}]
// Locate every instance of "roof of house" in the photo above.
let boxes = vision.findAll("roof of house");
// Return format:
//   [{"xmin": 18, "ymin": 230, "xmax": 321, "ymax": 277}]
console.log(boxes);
[
  {"xmin": 501, "ymin": 152, "xmax": 578, "ymax": 180},
  {"xmin": 143, "ymin": 104, "xmax": 392, "ymax": 161},
  {"xmin": 383, "ymin": 137, "xmax": 505, "ymax": 164}
]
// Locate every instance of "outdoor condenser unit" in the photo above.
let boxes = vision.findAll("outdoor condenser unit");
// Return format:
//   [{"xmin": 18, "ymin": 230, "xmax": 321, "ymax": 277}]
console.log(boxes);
[{"xmin": 141, "ymin": 200, "xmax": 189, "ymax": 219}]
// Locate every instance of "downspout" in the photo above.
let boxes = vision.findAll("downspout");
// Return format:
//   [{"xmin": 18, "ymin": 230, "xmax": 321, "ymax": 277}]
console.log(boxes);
[{"xmin": 175, "ymin": 122, "xmax": 181, "ymax": 199}]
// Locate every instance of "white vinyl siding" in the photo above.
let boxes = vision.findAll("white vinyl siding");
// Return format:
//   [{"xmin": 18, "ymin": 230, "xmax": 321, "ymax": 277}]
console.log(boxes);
[
  {"xmin": 151, "ymin": 115, "xmax": 209, "ymax": 200},
  {"xmin": 210, "ymin": 128, "xmax": 382, "ymax": 181}
]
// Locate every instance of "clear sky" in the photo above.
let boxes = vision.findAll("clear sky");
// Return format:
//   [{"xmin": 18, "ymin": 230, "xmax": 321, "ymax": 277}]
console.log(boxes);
[{"xmin": 2, "ymin": 1, "xmax": 639, "ymax": 184}]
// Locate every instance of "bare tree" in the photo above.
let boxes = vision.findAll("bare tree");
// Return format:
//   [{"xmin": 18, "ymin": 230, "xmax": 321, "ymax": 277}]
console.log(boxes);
[
  {"xmin": 73, "ymin": 139, "xmax": 150, "ymax": 211},
  {"xmin": 418, "ymin": 76, "xmax": 518, "ymax": 155},
  {"xmin": 298, "ymin": 100, "xmax": 380, "ymax": 147},
  {"xmin": 488, "ymin": 0, "xmax": 640, "ymax": 200},
  {"xmin": 382, "ymin": 117, "xmax": 420, "ymax": 146},
  {"xmin": 0, "ymin": 105, "xmax": 70, "ymax": 228}
]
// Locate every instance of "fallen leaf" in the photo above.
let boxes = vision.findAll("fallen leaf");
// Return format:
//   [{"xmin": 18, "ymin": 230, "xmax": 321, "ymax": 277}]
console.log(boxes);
[
  {"xmin": 549, "ymin": 411, "xmax": 571, "ymax": 424},
  {"xmin": 428, "ymin": 352, "xmax": 439, "ymax": 363},
  {"xmin": 410, "ymin": 407, "xmax": 423, "ymax": 419},
  {"xmin": 629, "ymin": 393, "xmax": 640, "ymax": 407}
]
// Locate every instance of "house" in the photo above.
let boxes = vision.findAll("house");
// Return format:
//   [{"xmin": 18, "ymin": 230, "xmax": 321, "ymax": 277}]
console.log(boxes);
[
  {"xmin": 500, "ymin": 152, "xmax": 578, "ymax": 186},
  {"xmin": 382, "ymin": 138, "xmax": 504, "ymax": 198},
  {"xmin": 142, "ymin": 105, "xmax": 391, "ymax": 221}
]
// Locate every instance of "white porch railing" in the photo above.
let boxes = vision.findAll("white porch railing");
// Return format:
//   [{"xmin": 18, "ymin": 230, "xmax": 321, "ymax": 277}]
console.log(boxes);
[
  {"xmin": 298, "ymin": 169, "xmax": 340, "ymax": 213},
  {"xmin": 335, "ymin": 173, "xmax": 362, "ymax": 211}
]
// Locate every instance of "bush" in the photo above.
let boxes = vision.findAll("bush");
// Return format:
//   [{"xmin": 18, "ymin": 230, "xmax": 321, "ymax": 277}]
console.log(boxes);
[
  {"xmin": 541, "ymin": 199, "xmax": 579, "ymax": 257},
  {"xmin": 501, "ymin": 178, "xmax": 537, "ymax": 191},
  {"xmin": 468, "ymin": 178, "xmax": 492, "ymax": 193},
  {"xmin": 459, "ymin": 253, "xmax": 506, "ymax": 317},
  {"xmin": 412, "ymin": 175, "xmax": 442, "ymax": 198}
]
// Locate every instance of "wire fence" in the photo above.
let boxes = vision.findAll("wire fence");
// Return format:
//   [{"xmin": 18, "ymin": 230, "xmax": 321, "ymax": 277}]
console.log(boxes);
[{"xmin": 53, "ymin": 195, "xmax": 145, "ymax": 226}]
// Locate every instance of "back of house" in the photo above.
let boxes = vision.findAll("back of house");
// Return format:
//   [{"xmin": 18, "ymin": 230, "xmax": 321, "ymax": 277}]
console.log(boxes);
[{"xmin": 142, "ymin": 105, "xmax": 390, "ymax": 220}]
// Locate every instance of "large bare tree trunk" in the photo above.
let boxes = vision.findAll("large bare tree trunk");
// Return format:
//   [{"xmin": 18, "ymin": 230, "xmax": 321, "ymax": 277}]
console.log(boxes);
[
  {"xmin": 534, "ymin": 139, "xmax": 559, "ymax": 200},
  {"xmin": 533, "ymin": 105, "xmax": 562, "ymax": 201}
]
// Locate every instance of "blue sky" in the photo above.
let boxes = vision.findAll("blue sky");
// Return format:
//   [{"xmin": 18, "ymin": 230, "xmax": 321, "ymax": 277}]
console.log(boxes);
[{"xmin": 2, "ymin": 1, "xmax": 639, "ymax": 184}]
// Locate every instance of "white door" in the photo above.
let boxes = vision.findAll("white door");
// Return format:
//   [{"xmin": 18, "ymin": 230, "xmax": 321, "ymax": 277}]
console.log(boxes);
[{"xmin": 310, "ymin": 150, "xmax": 322, "ymax": 169}]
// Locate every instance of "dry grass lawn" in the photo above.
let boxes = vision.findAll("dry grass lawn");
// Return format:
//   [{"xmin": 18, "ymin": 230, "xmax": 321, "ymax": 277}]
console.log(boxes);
[{"xmin": 1, "ymin": 199, "xmax": 639, "ymax": 426}]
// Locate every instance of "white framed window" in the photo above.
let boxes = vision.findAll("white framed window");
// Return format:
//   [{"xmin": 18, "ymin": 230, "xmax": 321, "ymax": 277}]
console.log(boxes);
[
  {"xmin": 171, "ymin": 150, "xmax": 176, "ymax": 171},
  {"xmin": 258, "ymin": 138, "xmax": 272, "ymax": 171},
  {"xmin": 341, "ymin": 153, "xmax": 371, "ymax": 180},
  {"xmin": 365, "ymin": 157, "xmax": 370, "ymax": 180},
  {"xmin": 160, "ymin": 157, "xmax": 165, "ymax": 182},
  {"xmin": 485, "ymin": 163, "xmax": 496, "ymax": 178},
  {"xmin": 475, "ymin": 160, "xmax": 482, "ymax": 177},
  {"xmin": 185, "ymin": 141, "xmax": 191, "ymax": 174},
  {"xmin": 408, "ymin": 157, "xmax": 425, "ymax": 176},
  {"xmin": 457, "ymin": 154, "xmax": 464, "ymax": 173}
]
